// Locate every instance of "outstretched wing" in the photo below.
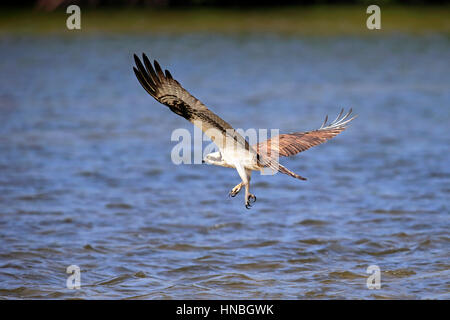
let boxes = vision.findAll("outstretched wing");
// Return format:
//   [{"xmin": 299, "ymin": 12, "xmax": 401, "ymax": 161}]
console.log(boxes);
[
  {"xmin": 133, "ymin": 53, "xmax": 251, "ymax": 153},
  {"xmin": 255, "ymin": 109, "xmax": 356, "ymax": 158}
]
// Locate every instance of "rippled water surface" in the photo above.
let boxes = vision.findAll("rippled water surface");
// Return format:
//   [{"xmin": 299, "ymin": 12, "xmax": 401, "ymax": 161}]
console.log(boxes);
[{"xmin": 0, "ymin": 34, "xmax": 449, "ymax": 299}]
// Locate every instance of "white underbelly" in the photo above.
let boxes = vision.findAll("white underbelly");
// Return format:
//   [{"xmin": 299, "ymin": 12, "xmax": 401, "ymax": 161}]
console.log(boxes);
[{"xmin": 221, "ymin": 148, "xmax": 259, "ymax": 170}]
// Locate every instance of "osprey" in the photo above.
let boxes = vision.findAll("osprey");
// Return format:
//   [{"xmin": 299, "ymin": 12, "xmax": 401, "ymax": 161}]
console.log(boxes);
[{"xmin": 133, "ymin": 53, "xmax": 356, "ymax": 209}]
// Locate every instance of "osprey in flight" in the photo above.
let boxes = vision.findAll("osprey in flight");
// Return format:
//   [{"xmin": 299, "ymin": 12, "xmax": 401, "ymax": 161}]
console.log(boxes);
[{"xmin": 133, "ymin": 53, "xmax": 356, "ymax": 209}]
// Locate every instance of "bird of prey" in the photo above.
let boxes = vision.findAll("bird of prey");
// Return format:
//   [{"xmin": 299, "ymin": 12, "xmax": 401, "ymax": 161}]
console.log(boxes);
[{"xmin": 133, "ymin": 53, "xmax": 356, "ymax": 209}]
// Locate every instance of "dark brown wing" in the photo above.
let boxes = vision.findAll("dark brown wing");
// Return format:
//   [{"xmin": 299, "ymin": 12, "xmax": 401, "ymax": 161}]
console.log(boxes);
[
  {"xmin": 255, "ymin": 109, "xmax": 356, "ymax": 158},
  {"xmin": 133, "ymin": 53, "xmax": 251, "ymax": 152}
]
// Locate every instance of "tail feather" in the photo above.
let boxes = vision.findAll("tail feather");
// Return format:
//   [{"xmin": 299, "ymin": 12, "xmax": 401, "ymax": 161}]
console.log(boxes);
[
  {"xmin": 278, "ymin": 164, "xmax": 307, "ymax": 181},
  {"xmin": 257, "ymin": 153, "xmax": 307, "ymax": 181}
]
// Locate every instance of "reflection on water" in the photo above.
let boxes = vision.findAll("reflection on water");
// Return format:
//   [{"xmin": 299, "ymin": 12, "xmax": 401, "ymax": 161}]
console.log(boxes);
[{"xmin": 0, "ymin": 34, "xmax": 449, "ymax": 299}]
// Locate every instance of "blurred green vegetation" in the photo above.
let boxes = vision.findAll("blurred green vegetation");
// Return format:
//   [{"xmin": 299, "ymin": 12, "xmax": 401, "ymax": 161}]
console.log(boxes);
[
  {"xmin": 1, "ymin": 6, "xmax": 449, "ymax": 35},
  {"xmin": 6, "ymin": 0, "xmax": 450, "ymax": 8}
]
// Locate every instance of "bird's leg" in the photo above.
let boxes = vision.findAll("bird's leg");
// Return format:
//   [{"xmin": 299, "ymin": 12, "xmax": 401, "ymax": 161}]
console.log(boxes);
[
  {"xmin": 229, "ymin": 182, "xmax": 243, "ymax": 197},
  {"xmin": 244, "ymin": 169, "xmax": 256, "ymax": 209},
  {"xmin": 234, "ymin": 164, "xmax": 256, "ymax": 209}
]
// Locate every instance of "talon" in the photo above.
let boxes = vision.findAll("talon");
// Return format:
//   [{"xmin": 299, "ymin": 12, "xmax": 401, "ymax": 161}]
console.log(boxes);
[
  {"xmin": 229, "ymin": 185, "xmax": 241, "ymax": 198},
  {"xmin": 245, "ymin": 203, "xmax": 252, "ymax": 209},
  {"xmin": 248, "ymin": 194, "xmax": 256, "ymax": 203}
]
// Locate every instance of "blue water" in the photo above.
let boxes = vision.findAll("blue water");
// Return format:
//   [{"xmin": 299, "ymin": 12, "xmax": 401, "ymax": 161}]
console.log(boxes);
[{"xmin": 0, "ymin": 33, "xmax": 449, "ymax": 299}]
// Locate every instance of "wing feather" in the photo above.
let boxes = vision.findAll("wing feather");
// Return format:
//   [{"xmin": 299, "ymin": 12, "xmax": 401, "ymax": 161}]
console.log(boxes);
[
  {"xmin": 133, "ymin": 53, "xmax": 251, "ymax": 153},
  {"xmin": 255, "ymin": 109, "xmax": 356, "ymax": 158}
]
